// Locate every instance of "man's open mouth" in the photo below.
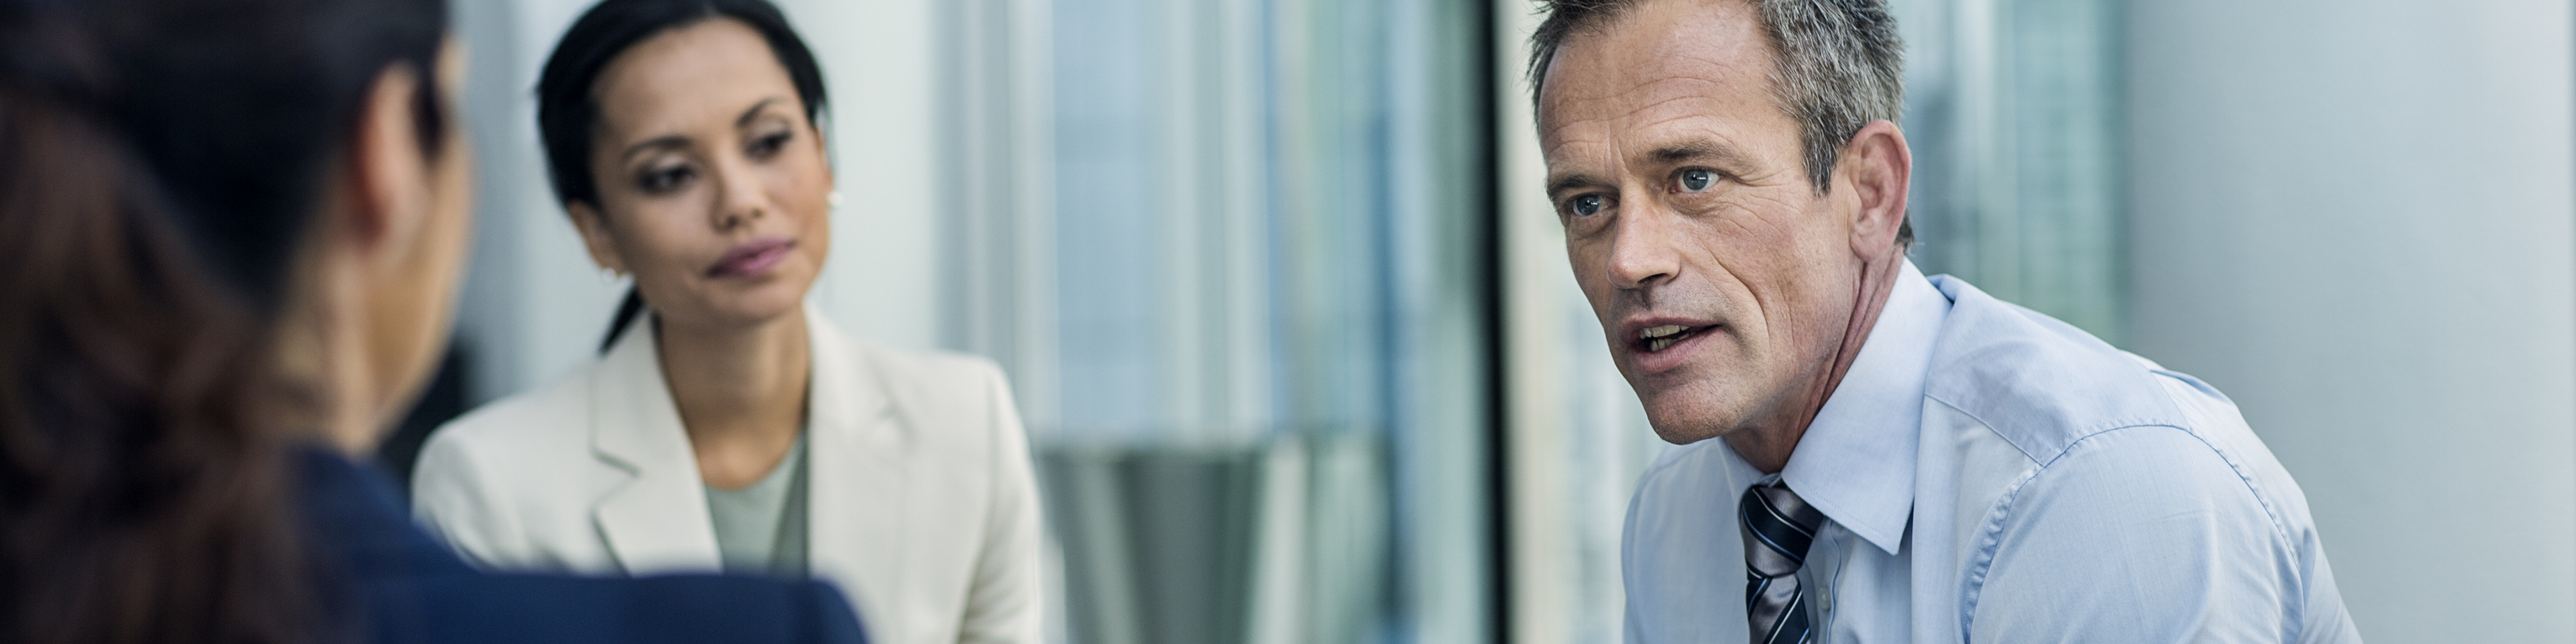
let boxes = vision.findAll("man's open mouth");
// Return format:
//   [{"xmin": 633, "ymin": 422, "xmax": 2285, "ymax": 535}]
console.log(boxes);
[{"xmin": 1634, "ymin": 324, "xmax": 1711, "ymax": 353}]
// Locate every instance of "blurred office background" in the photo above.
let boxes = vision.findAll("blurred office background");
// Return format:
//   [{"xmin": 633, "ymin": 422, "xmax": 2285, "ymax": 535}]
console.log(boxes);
[{"xmin": 400, "ymin": 0, "xmax": 2575, "ymax": 642}]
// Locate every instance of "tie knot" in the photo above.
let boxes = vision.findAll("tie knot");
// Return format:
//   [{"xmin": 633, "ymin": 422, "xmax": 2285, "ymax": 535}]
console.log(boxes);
[{"xmin": 1739, "ymin": 481, "xmax": 1826, "ymax": 576}]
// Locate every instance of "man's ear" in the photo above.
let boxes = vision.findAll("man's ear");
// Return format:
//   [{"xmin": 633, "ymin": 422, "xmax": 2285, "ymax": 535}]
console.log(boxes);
[
  {"xmin": 340, "ymin": 62, "xmax": 433, "ymax": 258},
  {"xmin": 1839, "ymin": 119, "xmax": 1911, "ymax": 259},
  {"xmin": 566, "ymin": 201, "xmax": 629, "ymax": 275}
]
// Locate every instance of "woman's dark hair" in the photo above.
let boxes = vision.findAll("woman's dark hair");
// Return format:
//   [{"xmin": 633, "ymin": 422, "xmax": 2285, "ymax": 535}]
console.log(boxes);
[
  {"xmin": 533, "ymin": 0, "xmax": 829, "ymax": 353},
  {"xmin": 0, "ymin": 0, "xmax": 449, "ymax": 642}
]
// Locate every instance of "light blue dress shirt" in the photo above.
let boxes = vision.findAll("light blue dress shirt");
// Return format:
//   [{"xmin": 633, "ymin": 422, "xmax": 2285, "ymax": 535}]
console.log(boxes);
[{"xmin": 1623, "ymin": 261, "xmax": 2360, "ymax": 643}]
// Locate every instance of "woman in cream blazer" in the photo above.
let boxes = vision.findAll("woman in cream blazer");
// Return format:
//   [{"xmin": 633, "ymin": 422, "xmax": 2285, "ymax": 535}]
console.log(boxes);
[
  {"xmin": 412, "ymin": 308, "xmax": 1038, "ymax": 644},
  {"xmin": 409, "ymin": 1, "xmax": 1039, "ymax": 643}
]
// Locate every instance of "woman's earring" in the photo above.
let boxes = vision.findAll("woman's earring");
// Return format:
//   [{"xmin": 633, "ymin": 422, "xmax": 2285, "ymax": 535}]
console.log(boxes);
[{"xmin": 828, "ymin": 191, "xmax": 843, "ymax": 207}]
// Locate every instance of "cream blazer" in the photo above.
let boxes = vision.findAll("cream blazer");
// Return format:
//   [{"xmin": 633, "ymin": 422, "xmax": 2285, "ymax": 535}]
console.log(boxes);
[{"xmin": 411, "ymin": 308, "xmax": 1041, "ymax": 644}]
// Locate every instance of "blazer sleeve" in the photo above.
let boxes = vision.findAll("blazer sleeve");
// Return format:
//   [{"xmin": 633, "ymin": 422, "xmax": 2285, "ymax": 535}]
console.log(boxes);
[
  {"xmin": 411, "ymin": 427, "xmax": 528, "ymax": 570},
  {"xmin": 956, "ymin": 360, "xmax": 1044, "ymax": 644}
]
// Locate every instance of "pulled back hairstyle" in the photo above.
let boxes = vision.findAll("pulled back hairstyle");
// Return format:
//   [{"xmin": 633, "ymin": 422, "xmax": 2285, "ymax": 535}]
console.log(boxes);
[
  {"xmin": 531, "ymin": 0, "xmax": 830, "ymax": 353},
  {"xmin": 0, "ymin": 0, "xmax": 448, "ymax": 642}
]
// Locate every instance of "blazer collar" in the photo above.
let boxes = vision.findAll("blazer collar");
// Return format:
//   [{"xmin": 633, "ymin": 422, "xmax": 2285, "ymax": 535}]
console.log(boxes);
[
  {"xmin": 799, "ymin": 306, "xmax": 908, "ymax": 631},
  {"xmin": 586, "ymin": 306, "xmax": 909, "ymax": 612},
  {"xmin": 591, "ymin": 307, "xmax": 896, "ymax": 468},
  {"xmin": 802, "ymin": 305, "xmax": 892, "ymax": 432},
  {"xmin": 589, "ymin": 313, "xmax": 723, "ymax": 574}
]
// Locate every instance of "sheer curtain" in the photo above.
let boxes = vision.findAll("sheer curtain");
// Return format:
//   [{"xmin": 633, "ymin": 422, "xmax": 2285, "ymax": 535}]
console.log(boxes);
[{"xmin": 938, "ymin": 0, "xmax": 1496, "ymax": 642}]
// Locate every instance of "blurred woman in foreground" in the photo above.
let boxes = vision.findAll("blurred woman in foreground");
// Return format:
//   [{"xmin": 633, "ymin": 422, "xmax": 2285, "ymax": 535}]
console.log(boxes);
[{"xmin": 0, "ymin": 0, "xmax": 862, "ymax": 642}]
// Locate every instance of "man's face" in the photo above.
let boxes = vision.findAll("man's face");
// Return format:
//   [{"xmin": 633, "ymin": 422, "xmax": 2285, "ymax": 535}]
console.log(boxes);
[{"xmin": 1538, "ymin": 0, "xmax": 1866, "ymax": 445}]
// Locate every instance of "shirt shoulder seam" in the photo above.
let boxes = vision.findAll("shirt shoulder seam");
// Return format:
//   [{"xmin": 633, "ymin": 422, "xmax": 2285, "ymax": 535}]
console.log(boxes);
[{"xmin": 1955, "ymin": 423, "xmax": 2295, "ymax": 637}]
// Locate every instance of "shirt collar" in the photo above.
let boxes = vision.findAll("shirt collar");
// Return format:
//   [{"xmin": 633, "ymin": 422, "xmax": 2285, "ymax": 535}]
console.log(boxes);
[{"xmin": 1777, "ymin": 259, "xmax": 1950, "ymax": 555}]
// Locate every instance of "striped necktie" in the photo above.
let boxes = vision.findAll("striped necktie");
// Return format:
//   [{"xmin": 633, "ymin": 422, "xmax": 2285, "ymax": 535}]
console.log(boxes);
[{"xmin": 1740, "ymin": 480, "xmax": 1827, "ymax": 644}]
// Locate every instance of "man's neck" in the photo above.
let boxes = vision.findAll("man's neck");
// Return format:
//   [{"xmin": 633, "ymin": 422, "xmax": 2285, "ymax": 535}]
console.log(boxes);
[{"xmin": 1726, "ymin": 250, "xmax": 1907, "ymax": 474}]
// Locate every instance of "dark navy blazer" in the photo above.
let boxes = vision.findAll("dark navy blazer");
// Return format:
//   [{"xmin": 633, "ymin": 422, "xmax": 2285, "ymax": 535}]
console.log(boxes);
[{"xmin": 299, "ymin": 449, "xmax": 868, "ymax": 644}]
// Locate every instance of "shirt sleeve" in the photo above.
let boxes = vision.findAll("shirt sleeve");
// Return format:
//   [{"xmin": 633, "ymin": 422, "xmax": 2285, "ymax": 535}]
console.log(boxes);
[
  {"xmin": 957, "ymin": 360, "xmax": 1045, "ymax": 644},
  {"xmin": 1964, "ymin": 425, "xmax": 2302, "ymax": 644}
]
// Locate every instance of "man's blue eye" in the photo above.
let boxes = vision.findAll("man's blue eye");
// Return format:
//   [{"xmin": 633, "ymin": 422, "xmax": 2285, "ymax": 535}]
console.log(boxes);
[
  {"xmin": 1571, "ymin": 194, "xmax": 1605, "ymax": 216},
  {"xmin": 1679, "ymin": 168, "xmax": 1715, "ymax": 192}
]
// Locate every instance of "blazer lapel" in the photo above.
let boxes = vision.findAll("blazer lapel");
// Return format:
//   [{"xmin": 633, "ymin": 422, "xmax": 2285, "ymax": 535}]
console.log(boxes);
[
  {"xmin": 590, "ymin": 317, "xmax": 723, "ymax": 576},
  {"xmin": 802, "ymin": 309, "xmax": 908, "ymax": 637}
]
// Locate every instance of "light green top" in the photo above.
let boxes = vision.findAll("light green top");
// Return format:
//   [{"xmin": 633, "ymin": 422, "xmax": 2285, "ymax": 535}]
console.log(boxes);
[{"xmin": 704, "ymin": 431, "xmax": 810, "ymax": 577}]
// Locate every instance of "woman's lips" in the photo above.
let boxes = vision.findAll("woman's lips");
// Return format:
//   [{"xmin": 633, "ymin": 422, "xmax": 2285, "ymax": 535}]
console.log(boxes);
[{"xmin": 708, "ymin": 238, "xmax": 794, "ymax": 278}]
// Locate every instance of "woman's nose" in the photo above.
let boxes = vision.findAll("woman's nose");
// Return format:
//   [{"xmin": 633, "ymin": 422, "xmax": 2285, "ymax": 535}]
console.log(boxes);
[{"xmin": 710, "ymin": 156, "xmax": 769, "ymax": 229}]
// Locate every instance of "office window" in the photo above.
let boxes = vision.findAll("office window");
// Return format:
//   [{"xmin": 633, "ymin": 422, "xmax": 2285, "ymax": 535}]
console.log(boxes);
[{"xmin": 1895, "ymin": 0, "xmax": 2125, "ymax": 341}]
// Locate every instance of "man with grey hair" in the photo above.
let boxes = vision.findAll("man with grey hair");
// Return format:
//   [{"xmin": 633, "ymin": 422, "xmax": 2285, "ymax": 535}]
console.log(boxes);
[{"xmin": 1528, "ymin": 0, "xmax": 2359, "ymax": 642}]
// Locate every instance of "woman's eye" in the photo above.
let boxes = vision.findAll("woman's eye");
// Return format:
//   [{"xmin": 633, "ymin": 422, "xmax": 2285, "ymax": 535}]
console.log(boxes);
[
  {"xmin": 1569, "ymin": 194, "xmax": 1606, "ymax": 217},
  {"xmin": 1677, "ymin": 168, "xmax": 1717, "ymax": 193},
  {"xmin": 747, "ymin": 131, "xmax": 792, "ymax": 158},
  {"xmin": 636, "ymin": 164, "xmax": 695, "ymax": 194}
]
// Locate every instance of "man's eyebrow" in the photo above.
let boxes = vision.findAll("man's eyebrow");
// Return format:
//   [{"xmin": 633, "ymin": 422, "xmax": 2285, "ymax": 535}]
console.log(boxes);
[
  {"xmin": 1647, "ymin": 140, "xmax": 1757, "ymax": 168},
  {"xmin": 1547, "ymin": 172, "xmax": 1610, "ymax": 197}
]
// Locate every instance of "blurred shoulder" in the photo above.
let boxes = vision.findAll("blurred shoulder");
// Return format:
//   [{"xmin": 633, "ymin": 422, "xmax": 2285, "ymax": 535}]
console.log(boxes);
[
  {"xmin": 394, "ymin": 572, "xmax": 866, "ymax": 644},
  {"xmin": 415, "ymin": 362, "xmax": 599, "ymax": 478},
  {"xmin": 845, "ymin": 339, "xmax": 1008, "ymax": 391},
  {"xmin": 812, "ymin": 317, "xmax": 1012, "ymax": 417}
]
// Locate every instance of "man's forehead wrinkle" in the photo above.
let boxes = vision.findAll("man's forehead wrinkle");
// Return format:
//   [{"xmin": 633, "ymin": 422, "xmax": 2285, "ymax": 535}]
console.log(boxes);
[
  {"xmin": 1540, "ymin": 122, "xmax": 1622, "ymax": 189},
  {"xmin": 1660, "ymin": 44, "xmax": 1769, "ymax": 83},
  {"xmin": 1536, "ymin": 102, "xmax": 1614, "ymax": 147},
  {"xmin": 1538, "ymin": 114, "xmax": 1619, "ymax": 170},
  {"xmin": 1618, "ymin": 105, "xmax": 1778, "ymax": 171}
]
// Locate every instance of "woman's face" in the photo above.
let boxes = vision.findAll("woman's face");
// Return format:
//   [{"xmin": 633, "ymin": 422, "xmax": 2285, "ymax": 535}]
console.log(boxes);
[{"xmin": 572, "ymin": 18, "xmax": 834, "ymax": 331}]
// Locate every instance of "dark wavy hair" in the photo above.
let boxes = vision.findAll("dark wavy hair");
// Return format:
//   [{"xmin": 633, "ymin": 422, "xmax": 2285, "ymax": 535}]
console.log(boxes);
[
  {"xmin": 0, "ymin": 0, "xmax": 448, "ymax": 642},
  {"xmin": 531, "ymin": 0, "xmax": 830, "ymax": 353}
]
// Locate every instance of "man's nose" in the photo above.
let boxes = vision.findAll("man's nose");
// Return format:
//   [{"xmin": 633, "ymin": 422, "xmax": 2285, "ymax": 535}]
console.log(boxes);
[{"xmin": 1605, "ymin": 201, "xmax": 1681, "ymax": 290}]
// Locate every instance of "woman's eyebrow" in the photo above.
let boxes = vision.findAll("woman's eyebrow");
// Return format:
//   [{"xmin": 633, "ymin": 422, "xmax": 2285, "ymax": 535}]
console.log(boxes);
[
  {"xmin": 614, "ymin": 97, "xmax": 794, "ymax": 164},
  {"xmin": 736, "ymin": 97, "xmax": 786, "ymax": 128},
  {"xmin": 619, "ymin": 136, "xmax": 689, "ymax": 165}
]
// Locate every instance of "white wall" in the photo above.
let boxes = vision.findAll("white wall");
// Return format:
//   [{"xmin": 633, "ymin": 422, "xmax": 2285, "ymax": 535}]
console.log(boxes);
[
  {"xmin": 452, "ymin": 0, "xmax": 945, "ymax": 403},
  {"xmin": 2125, "ymin": 1, "xmax": 2576, "ymax": 641},
  {"xmin": 777, "ymin": 0, "xmax": 943, "ymax": 353},
  {"xmin": 453, "ymin": 0, "xmax": 623, "ymax": 402}
]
